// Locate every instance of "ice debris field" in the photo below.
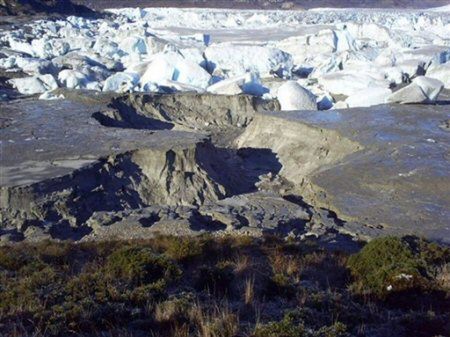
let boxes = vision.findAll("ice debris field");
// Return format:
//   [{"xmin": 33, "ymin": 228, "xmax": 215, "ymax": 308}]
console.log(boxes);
[{"xmin": 1, "ymin": 5, "xmax": 450, "ymax": 109}]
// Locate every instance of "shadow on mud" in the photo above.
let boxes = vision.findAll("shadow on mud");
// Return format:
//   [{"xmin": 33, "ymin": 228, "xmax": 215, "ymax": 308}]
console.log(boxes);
[{"xmin": 92, "ymin": 98, "xmax": 174, "ymax": 130}]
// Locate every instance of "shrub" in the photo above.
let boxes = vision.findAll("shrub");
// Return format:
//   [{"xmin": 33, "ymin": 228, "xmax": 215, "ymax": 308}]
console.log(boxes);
[
  {"xmin": 155, "ymin": 297, "xmax": 191, "ymax": 323},
  {"xmin": 161, "ymin": 236, "xmax": 204, "ymax": 262},
  {"xmin": 316, "ymin": 322, "xmax": 348, "ymax": 337},
  {"xmin": 253, "ymin": 312, "xmax": 305, "ymax": 337},
  {"xmin": 195, "ymin": 263, "xmax": 234, "ymax": 295},
  {"xmin": 0, "ymin": 246, "xmax": 33, "ymax": 271},
  {"xmin": 191, "ymin": 302, "xmax": 239, "ymax": 337},
  {"xmin": 104, "ymin": 246, "xmax": 181, "ymax": 286},
  {"xmin": 347, "ymin": 237, "xmax": 425, "ymax": 297}
]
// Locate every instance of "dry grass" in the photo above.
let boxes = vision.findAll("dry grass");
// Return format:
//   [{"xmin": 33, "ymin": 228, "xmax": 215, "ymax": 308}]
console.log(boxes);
[
  {"xmin": 269, "ymin": 250, "xmax": 301, "ymax": 281},
  {"xmin": 190, "ymin": 302, "xmax": 239, "ymax": 337},
  {"xmin": 0, "ymin": 235, "xmax": 448, "ymax": 337},
  {"xmin": 244, "ymin": 277, "xmax": 255, "ymax": 306},
  {"xmin": 436, "ymin": 264, "xmax": 450, "ymax": 290}
]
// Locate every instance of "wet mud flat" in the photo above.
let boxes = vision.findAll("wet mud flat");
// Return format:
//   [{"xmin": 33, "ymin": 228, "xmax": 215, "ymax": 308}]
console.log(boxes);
[{"xmin": 1, "ymin": 90, "xmax": 449, "ymax": 245}]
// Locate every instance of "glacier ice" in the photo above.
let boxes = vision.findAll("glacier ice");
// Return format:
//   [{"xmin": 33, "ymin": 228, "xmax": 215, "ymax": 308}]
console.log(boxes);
[{"xmin": 0, "ymin": 6, "xmax": 448, "ymax": 107}]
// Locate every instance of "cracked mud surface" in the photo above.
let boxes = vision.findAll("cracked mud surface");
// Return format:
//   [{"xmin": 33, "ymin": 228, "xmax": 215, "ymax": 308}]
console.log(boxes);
[{"xmin": 0, "ymin": 90, "xmax": 449, "ymax": 245}]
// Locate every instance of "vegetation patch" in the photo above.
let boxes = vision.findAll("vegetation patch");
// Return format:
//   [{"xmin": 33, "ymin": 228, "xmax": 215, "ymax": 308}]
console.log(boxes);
[{"xmin": 0, "ymin": 235, "xmax": 448, "ymax": 336}]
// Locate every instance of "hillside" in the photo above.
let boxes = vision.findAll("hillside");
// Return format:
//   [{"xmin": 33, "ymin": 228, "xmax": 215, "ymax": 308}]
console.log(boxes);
[
  {"xmin": 0, "ymin": 0, "xmax": 96, "ymax": 16},
  {"xmin": 74, "ymin": 0, "xmax": 450, "ymax": 10}
]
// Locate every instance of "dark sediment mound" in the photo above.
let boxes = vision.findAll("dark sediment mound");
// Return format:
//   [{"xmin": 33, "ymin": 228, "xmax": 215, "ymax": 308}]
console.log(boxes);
[{"xmin": 0, "ymin": 0, "xmax": 97, "ymax": 17}]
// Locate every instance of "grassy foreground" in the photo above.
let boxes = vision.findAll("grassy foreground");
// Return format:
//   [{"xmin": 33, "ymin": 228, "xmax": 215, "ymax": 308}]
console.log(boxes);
[{"xmin": 0, "ymin": 235, "xmax": 448, "ymax": 337}]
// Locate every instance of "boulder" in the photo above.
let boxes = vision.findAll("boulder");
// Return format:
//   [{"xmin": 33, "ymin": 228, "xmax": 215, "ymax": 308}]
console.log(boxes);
[{"xmin": 277, "ymin": 81, "xmax": 317, "ymax": 111}]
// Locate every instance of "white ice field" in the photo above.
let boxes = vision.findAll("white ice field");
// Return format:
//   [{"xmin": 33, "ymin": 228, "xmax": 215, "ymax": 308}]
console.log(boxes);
[{"xmin": 1, "ymin": 5, "xmax": 450, "ymax": 109}]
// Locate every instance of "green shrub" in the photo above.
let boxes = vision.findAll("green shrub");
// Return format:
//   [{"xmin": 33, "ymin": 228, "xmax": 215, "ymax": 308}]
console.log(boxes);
[
  {"xmin": 162, "ymin": 236, "xmax": 204, "ymax": 261},
  {"xmin": 104, "ymin": 246, "xmax": 181, "ymax": 286},
  {"xmin": 347, "ymin": 237, "xmax": 424, "ymax": 297},
  {"xmin": 0, "ymin": 246, "xmax": 33, "ymax": 271},
  {"xmin": 316, "ymin": 322, "xmax": 348, "ymax": 337},
  {"xmin": 253, "ymin": 312, "xmax": 305, "ymax": 337},
  {"xmin": 195, "ymin": 263, "xmax": 234, "ymax": 295}
]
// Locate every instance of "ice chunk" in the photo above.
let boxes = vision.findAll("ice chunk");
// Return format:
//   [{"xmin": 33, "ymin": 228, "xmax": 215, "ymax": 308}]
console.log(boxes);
[
  {"xmin": 387, "ymin": 83, "xmax": 428, "ymax": 104},
  {"xmin": 31, "ymin": 39, "xmax": 70, "ymax": 59},
  {"xmin": 139, "ymin": 52, "xmax": 211, "ymax": 89},
  {"xmin": 413, "ymin": 76, "xmax": 444, "ymax": 102},
  {"xmin": 9, "ymin": 74, "xmax": 58, "ymax": 95},
  {"xmin": 103, "ymin": 72, "xmax": 139, "ymax": 93},
  {"xmin": 426, "ymin": 63, "xmax": 450, "ymax": 89},
  {"xmin": 8, "ymin": 39, "xmax": 34, "ymax": 56},
  {"xmin": 58, "ymin": 69, "xmax": 89, "ymax": 89},
  {"xmin": 319, "ymin": 72, "xmax": 390, "ymax": 97},
  {"xmin": 396, "ymin": 59, "xmax": 426, "ymax": 78},
  {"xmin": 207, "ymin": 77, "xmax": 243, "ymax": 95},
  {"xmin": 93, "ymin": 39, "xmax": 121, "ymax": 59},
  {"xmin": 204, "ymin": 43, "xmax": 293, "ymax": 78},
  {"xmin": 119, "ymin": 36, "xmax": 148, "ymax": 55},
  {"xmin": 207, "ymin": 73, "xmax": 267, "ymax": 96},
  {"xmin": 334, "ymin": 27, "xmax": 357, "ymax": 53},
  {"xmin": 346, "ymin": 87, "xmax": 391, "ymax": 107},
  {"xmin": 14, "ymin": 57, "xmax": 56, "ymax": 75},
  {"xmin": 39, "ymin": 91, "xmax": 65, "ymax": 100},
  {"xmin": 277, "ymin": 81, "xmax": 317, "ymax": 111}
]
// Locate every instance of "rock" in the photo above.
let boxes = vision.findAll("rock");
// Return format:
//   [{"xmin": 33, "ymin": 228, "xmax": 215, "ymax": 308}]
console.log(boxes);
[
  {"xmin": 9, "ymin": 74, "xmax": 58, "ymax": 95},
  {"xmin": 346, "ymin": 87, "xmax": 391, "ymax": 107},
  {"xmin": 277, "ymin": 81, "xmax": 317, "ymax": 111},
  {"xmin": 413, "ymin": 76, "xmax": 444, "ymax": 102}
]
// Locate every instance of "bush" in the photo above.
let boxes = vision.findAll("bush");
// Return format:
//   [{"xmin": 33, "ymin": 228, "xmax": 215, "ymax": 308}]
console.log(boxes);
[
  {"xmin": 161, "ymin": 236, "xmax": 204, "ymax": 262},
  {"xmin": 316, "ymin": 322, "xmax": 348, "ymax": 337},
  {"xmin": 0, "ymin": 246, "xmax": 34, "ymax": 271},
  {"xmin": 195, "ymin": 263, "xmax": 235, "ymax": 295},
  {"xmin": 253, "ymin": 312, "xmax": 305, "ymax": 337},
  {"xmin": 347, "ymin": 237, "xmax": 425, "ymax": 297},
  {"xmin": 104, "ymin": 246, "xmax": 181, "ymax": 286}
]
